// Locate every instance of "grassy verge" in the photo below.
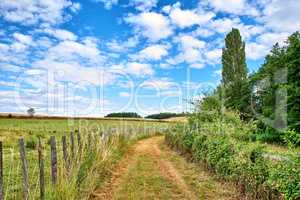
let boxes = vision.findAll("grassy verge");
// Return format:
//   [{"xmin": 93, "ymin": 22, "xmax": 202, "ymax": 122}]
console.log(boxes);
[{"xmin": 159, "ymin": 141, "xmax": 238, "ymax": 200}]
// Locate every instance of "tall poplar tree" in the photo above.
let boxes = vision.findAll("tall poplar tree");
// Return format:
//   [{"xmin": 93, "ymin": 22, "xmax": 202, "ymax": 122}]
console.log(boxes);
[{"xmin": 221, "ymin": 28, "xmax": 250, "ymax": 116}]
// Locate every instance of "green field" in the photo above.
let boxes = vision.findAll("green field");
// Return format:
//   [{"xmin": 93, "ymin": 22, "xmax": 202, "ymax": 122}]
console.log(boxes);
[{"xmin": 0, "ymin": 118, "xmax": 171, "ymax": 199}]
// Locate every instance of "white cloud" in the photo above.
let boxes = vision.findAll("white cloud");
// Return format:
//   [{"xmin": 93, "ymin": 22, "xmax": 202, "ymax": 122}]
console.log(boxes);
[
  {"xmin": 124, "ymin": 12, "xmax": 173, "ymax": 41},
  {"xmin": 129, "ymin": 0, "xmax": 157, "ymax": 11},
  {"xmin": 169, "ymin": 6, "xmax": 215, "ymax": 28},
  {"xmin": 189, "ymin": 63, "xmax": 205, "ymax": 69},
  {"xmin": 0, "ymin": 0, "xmax": 75, "ymax": 25},
  {"xmin": 261, "ymin": 0, "xmax": 300, "ymax": 32},
  {"xmin": 246, "ymin": 42, "xmax": 270, "ymax": 60},
  {"xmin": 70, "ymin": 2, "xmax": 81, "ymax": 12},
  {"xmin": 13, "ymin": 33, "xmax": 32, "ymax": 45},
  {"xmin": 179, "ymin": 35, "xmax": 206, "ymax": 50},
  {"xmin": 175, "ymin": 35, "xmax": 206, "ymax": 64},
  {"xmin": 203, "ymin": 0, "xmax": 259, "ymax": 16},
  {"xmin": 32, "ymin": 60, "xmax": 114, "ymax": 86},
  {"xmin": 210, "ymin": 17, "xmax": 264, "ymax": 40},
  {"xmin": 206, "ymin": 49, "xmax": 222, "ymax": 63},
  {"xmin": 210, "ymin": 18, "xmax": 241, "ymax": 34},
  {"xmin": 44, "ymin": 28, "xmax": 77, "ymax": 41},
  {"xmin": 246, "ymin": 32, "xmax": 290, "ymax": 60},
  {"xmin": 192, "ymin": 28, "xmax": 215, "ymax": 37},
  {"xmin": 47, "ymin": 40, "xmax": 102, "ymax": 64},
  {"xmin": 126, "ymin": 62, "xmax": 154, "ymax": 77},
  {"xmin": 257, "ymin": 32, "xmax": 290, "ymax": 46},
  {"xmin": 162, "ymin": 5, "xmax": 172, "ymax": 14},
  {"xmin": 106, "ymin": 36, "xmax": 139, "ymax": 52},
  {"xmin": 94, "ymin": 0, "xmax": 118, "ymax": 9},
  {"xmin": 141, "ymin": 79, "xmax": 175, "ymax": 90},
  {"xmin": 136, "ymin": 44, "xmax": 169, "ymax": 61}
]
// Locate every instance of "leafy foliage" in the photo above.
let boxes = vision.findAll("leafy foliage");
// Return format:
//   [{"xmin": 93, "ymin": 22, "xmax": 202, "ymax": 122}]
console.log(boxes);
[{"xmin": 250, "ymin": 32, "xmax": 300, "ymax": 144}]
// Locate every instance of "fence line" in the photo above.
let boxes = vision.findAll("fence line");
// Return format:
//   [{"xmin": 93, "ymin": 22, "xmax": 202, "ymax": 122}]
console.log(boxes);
[{"xmin": 0, "ymin": 125, "xmax": 169, "ymax": 199}]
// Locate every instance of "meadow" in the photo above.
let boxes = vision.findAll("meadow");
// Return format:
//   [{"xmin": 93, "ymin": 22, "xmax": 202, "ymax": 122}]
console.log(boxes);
[{"xmin": 0, "ymin": 118, "xmax": 171, "ymax": 199}]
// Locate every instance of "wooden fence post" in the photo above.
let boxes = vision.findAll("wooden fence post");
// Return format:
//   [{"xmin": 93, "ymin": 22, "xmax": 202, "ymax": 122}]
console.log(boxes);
[
  {"xmin": 50, "ymin": 136, "xmax": 57, "ymax": 185},
  {"xmin": 61, "ymin": 136, "xmax": 69, "ymax": 173},
  {"xmin": 77, "ymin": 132, "xmax": 82, "ymax": 161},
  {"xmin": 19, "ymin": 138, "xmax": 29, "ymax": 200},
  {"xmin": 38, "ymin": 138, "xmax": 45, "ymax": 200},
  {"xmin": 70, "ymin": 132, "xmax": 75, "ymax": 159},
  {"xmin": 0, "ymin": 141, "xmax": 3, "ymax": 200}
]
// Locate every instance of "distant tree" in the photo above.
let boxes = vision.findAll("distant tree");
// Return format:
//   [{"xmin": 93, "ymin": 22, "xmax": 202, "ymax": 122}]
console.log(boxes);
[
  {"xmin": 222, "ymin": 28, "xmax": 250, "ymax": 117},
  {"xmin": 105, "ymin": 112, "xmax": 141, "ymax": 118},
  {"xmin": 8, "ymin": 113, "xmax": 12, "ymax": 118},
  {"xmin": 27, "ymin": 108, "xmax": 35, "ymax": 117},
  {"xmin": 145, "ymin": 112, "xmax": 186, "ymax": 120}
]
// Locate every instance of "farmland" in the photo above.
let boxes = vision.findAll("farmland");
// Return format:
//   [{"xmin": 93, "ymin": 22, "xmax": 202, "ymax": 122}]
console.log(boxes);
[{"xmin": 0, "ymin": 118, "xmax": 171, "ymax": 199}]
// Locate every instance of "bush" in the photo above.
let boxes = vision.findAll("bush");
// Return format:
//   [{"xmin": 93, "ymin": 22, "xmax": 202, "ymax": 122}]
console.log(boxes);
[
  {"xmin": 269, "ymin": 157, "xmax": 300, "ymax": 200},
  {"xmin": 283, "ymin": 129, "xmax": 300, "ymax": 148}
]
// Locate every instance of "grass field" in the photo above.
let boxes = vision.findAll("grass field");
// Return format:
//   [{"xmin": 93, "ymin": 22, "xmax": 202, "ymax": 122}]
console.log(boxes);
[{"xmin": 0, "ymin": 118, "xmax": 171, "ymax": 199}]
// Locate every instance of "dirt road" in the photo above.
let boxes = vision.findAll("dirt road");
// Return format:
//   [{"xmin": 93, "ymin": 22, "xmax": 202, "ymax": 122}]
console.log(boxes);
[{"xmin": 92, "ymin": 136, "xmax": 237, "ymax": 200}]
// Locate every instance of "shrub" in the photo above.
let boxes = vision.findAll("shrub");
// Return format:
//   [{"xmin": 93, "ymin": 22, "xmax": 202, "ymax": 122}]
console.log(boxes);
[
  {"xmin": 165, "ymin": 122, "xmax": 299, "ymax": 199},
  {"xmin": 283, "ymin": 129, "xmax": 300, "ymax": 148},
  {"xmin": 269, "ymin": 157, "xmax": 300, "ymax": 200},
  {"xmin": 256, "ymin": 127, "xmax": 284, "ymax": 144}
]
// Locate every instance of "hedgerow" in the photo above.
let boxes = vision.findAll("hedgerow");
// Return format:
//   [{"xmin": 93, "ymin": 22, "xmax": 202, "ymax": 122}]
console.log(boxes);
[{"xmin": 165, "ymin": 113, "xmax": 300, "ymax": 199}]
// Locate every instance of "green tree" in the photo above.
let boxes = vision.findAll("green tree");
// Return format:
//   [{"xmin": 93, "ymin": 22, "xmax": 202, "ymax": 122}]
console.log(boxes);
[
  {"xmin": 221, "ymin": 28, "xmax": 250, "ymax": 117},
  {"xmin": 252, "ymin": 32, "xmax": 300, "ymax": 134},
  {"xmin": 27, "ymin": 107, "xmax": 35, "ymax": 117}
]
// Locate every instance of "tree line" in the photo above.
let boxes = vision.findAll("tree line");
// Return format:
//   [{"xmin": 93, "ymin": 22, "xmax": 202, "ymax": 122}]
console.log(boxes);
[
  {"xmin": 200, "ymin": 28, "xmax": 300, "ymax": 146},
  {"xmin": 105, "ymin": 112, "xmax": 186, "ymax": 119}
]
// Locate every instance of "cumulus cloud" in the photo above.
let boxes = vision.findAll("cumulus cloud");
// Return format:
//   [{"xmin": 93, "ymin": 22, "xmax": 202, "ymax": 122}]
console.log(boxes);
[
  {"xmin": 46, "ymin": 40, "xmax": 102, "ymax": 64},
  {"xmin": 169, "ymin": 5, "xmax": 215, "ymax": 28},
  {"xmin": 206, "ymin": 49, "xmax": 222, "ymax": 63},
  {"xmin": 135, "ymin": 44, "xmax": 169, "ymax": 61},
  {"xmin": 246, "ymin": 42, "xmax": 270, "ymax": 60},
  {"xmin": 43, "ymin": 28, "xmax": 78, "ymax": 41},
  {"xmin": 0, "ymin": 0, "xmax": 78, "ymax": 25},
  {"xmin": 261, "ymin": 0, "xmax": 300, "ymax": 32},
  {"xmin": 126, "ymin": 62, "xmax": 154, "ymax": 77},
  {"xmin": 106, "ymin": 37, "xmax": 139, "ymax": 52},
  {"xmin": 129, "ymin": 0, "xmax": 157, "ymax": 11},
  {"xmin": 210, "ymin": 17, "xmax": 264, "ymax": 40},
  {"xmin": 13, "ymin": 33, "xmax": 32, "ymax": 45},
  {"xmin": 175, "ymin": 35, "xmax": 206, "ymax": 64},
  {"xmin": 202, "ymin": 0, "xmax": 259, "ymax": 16},
  {"xmin": 124, "ymin": 12, "xmax": 173, "ymax": 41}
]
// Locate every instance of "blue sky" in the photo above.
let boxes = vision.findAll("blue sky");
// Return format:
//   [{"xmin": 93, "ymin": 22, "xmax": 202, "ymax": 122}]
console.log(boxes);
[{"xmin": 0, "ymin": 0, "xmax": 299, "ymax": 116}]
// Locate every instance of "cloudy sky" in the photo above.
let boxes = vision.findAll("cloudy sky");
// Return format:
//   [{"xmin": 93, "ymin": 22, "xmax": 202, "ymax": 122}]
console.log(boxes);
[{"xmin": 0, "ymin": 0, "xmax": 299, "ymax": 116}]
